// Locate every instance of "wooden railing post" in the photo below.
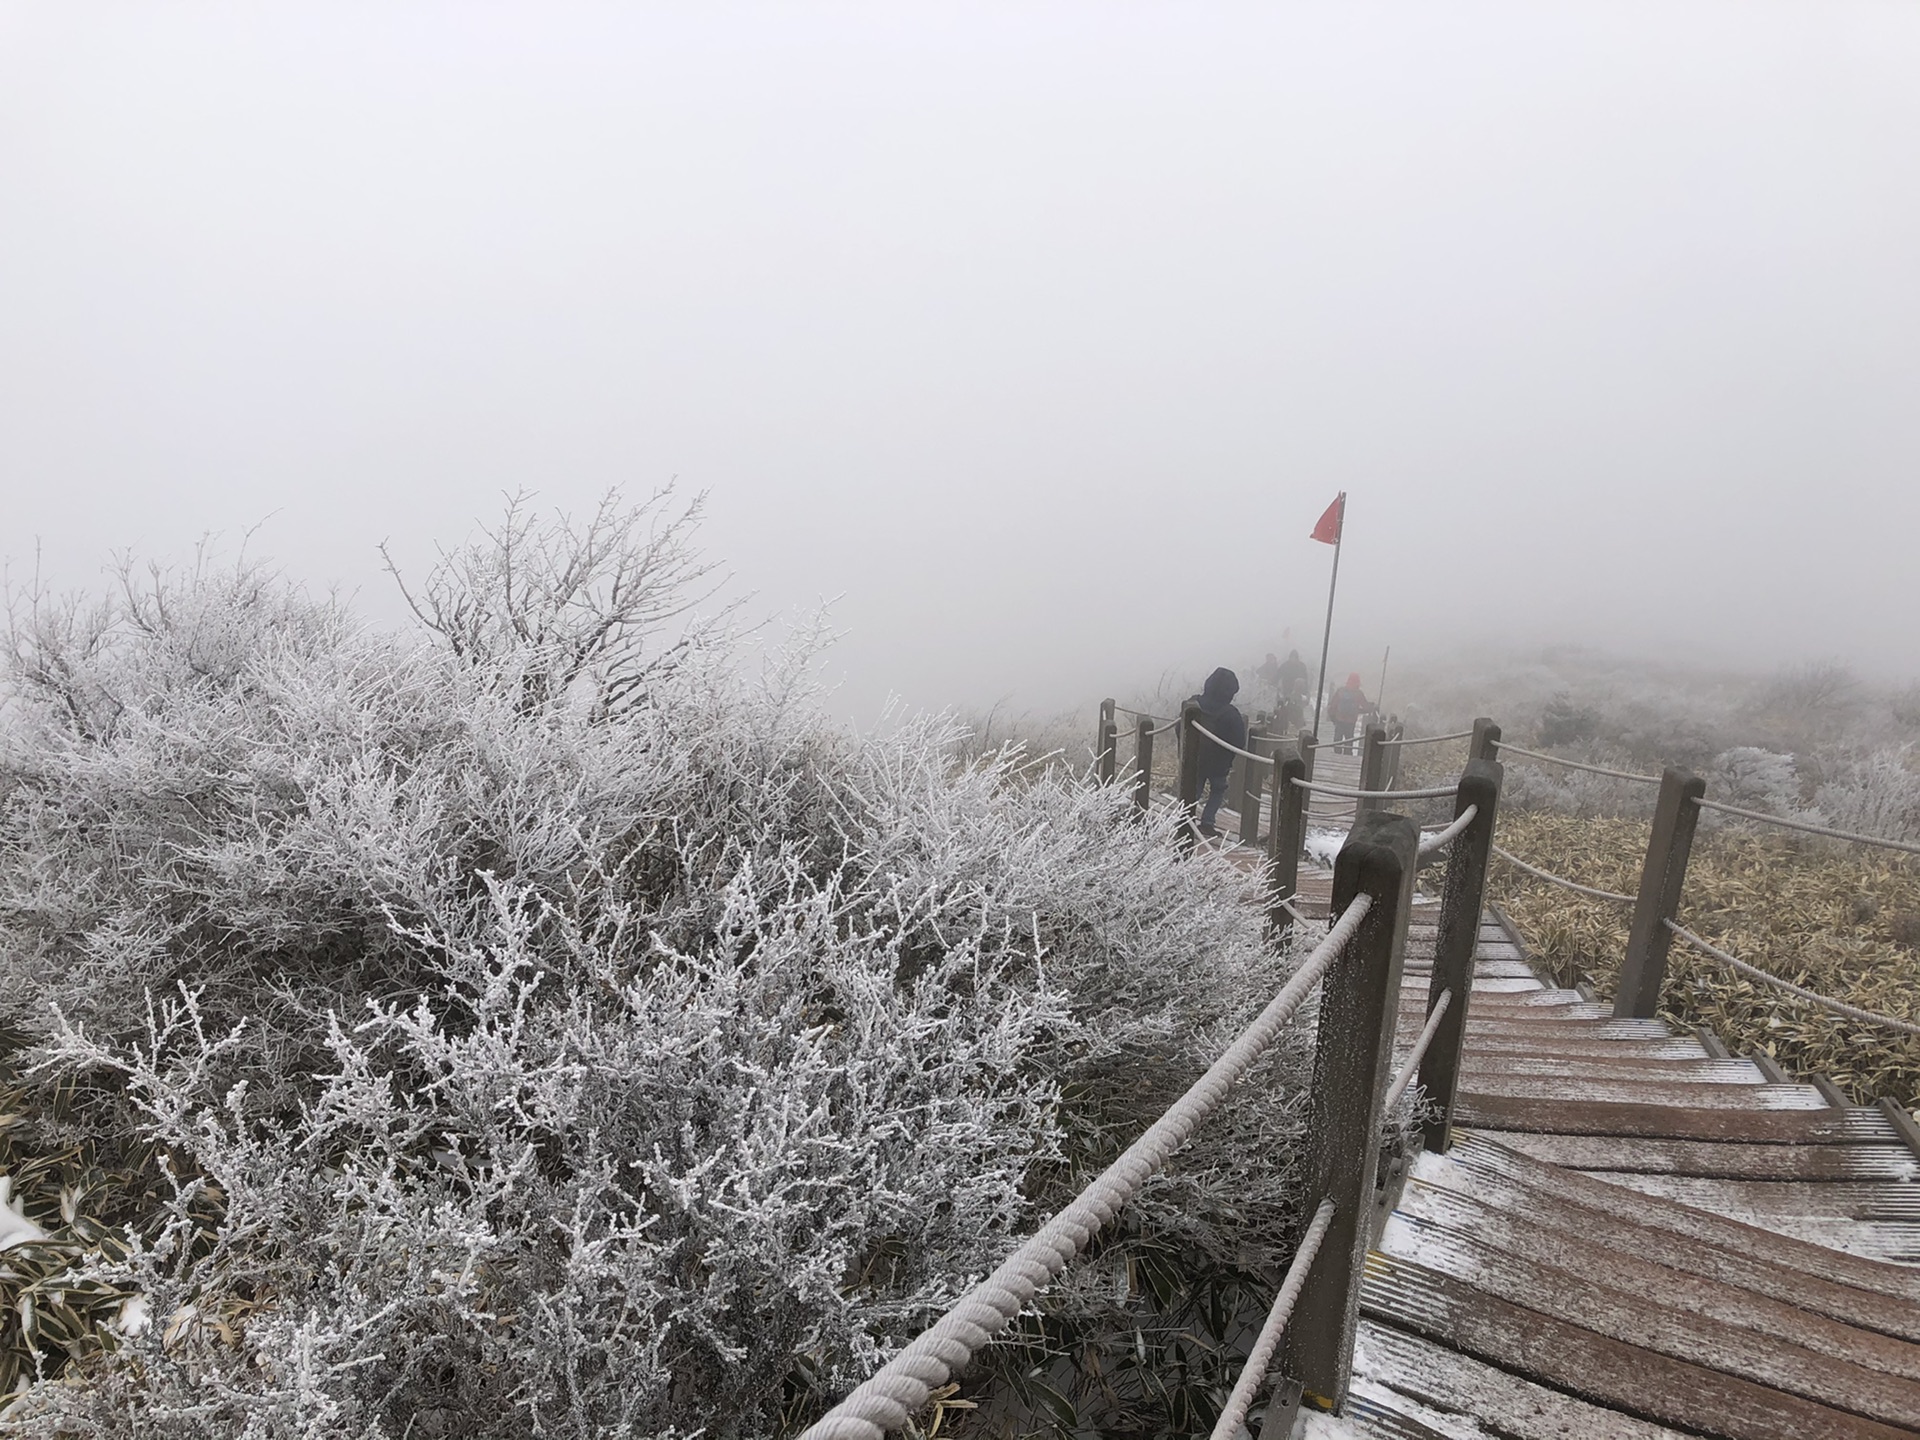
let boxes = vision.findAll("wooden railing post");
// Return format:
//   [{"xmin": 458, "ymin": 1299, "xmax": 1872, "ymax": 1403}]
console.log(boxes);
[
  {"xmin": 1357, "ymin": 725, "xmax": 1388, "ymax": 817},
  {"xmin": 1177, "ymin": 701, "xmax": 1202, "ymax": 853},
  {"xmin": 1268, "ymin": 754, "xmax": 1308, "ymax": 937},
  {"xmin": 1616, "ymin": 767, "xmax": 1706, "ymax": 1019},
  {"xmin": 1417, "ymin": 757, "xmax": 1503, "ymax": 1154},
  {"xmin": 1236, "ymin": 723, "xmax": 1267, "ymax": 846},
  {"xmin": 1132, "ymin": 714, "xmax": 1153, "ymax": 815},
  {"xmin": 1096, "ymin": 698, "xmax": 1117, "ymax": 786},
  {"xmin": 1297, "ymin": 729, "xmax": 1318, "ymax": 782},
  {"xmin": 1282, "ymin": 810, "xmax": 1418, "ymax": 1414},
  {"xmin": 1469, "ymin": 717, "xmax": 1501, "ymax": 764}
]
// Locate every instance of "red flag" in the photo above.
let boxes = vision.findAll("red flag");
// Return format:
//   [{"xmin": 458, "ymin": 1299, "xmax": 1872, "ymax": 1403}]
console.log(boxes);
[{"xmin": 1310, "ymin": 492, "xmax": 1345, "ymax": 545}]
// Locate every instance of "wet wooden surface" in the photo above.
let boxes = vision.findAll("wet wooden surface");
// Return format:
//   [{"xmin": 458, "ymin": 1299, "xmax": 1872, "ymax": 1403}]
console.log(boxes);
[{"xmin": 1266, "ymin": 846, "xmax": 1920, "ymax": 1439}]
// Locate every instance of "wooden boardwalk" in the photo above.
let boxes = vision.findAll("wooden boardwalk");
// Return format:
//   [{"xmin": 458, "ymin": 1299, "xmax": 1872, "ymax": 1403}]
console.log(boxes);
[
  {"xmin": 1160, "ymin": 733, "xmax": 1920, "ymax": 1435},
  {"xmin": 1271, "ymin": 868, "xmax": 1920, "ymax": 1439}
]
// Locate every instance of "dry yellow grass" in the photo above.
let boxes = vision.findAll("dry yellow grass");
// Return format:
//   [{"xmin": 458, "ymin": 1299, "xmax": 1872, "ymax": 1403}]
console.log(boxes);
[{"xmin": 1488, "ymin": 811, "xmax": 1920, "ymax": 1108}]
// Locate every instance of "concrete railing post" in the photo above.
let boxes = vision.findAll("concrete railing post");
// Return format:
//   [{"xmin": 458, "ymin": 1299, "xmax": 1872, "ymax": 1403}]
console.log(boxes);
[
  {"xmin": 1096, "ymin": 698, "xmax": 1117, "ymax": 786},
  {"xmin": 1417, "ymin": 758, "xmax": 1503, "ymax": 1154},
  {"xmin": 1268, "ymin": 754, "xmax": 1308, "ymax": 937},
  {"xmin": 1283, "ymin": 810, "xmax": 1419, "ymax": 1415},
  {"xmin": 1177, "ymin": 701, "xmax": 1203, "ymax": 853},
  {"xmin": 1357, "ymin": 725, "xmax": 1388, "ymax": 818},
  {"xmin": 1616, "ymin": 767, "xmax": 1706, "ymax": 1019},
  {"xmin": 1469, "ymin": 717, "xmax": 1501, "ymax": 765},
  {"xmin": 1132, "ymin": 714, "xmax": 1154, "ymax": 815}
]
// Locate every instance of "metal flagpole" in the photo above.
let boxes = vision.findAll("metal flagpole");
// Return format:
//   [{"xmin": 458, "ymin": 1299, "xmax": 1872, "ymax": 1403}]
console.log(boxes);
[
  {"xmin": 1310, "ymin": 494, "xmax": 1345, "ymax": 741},
  {"xmin": 1376, "ymin": 645, "xmax": 1391, "ymax": 716}
]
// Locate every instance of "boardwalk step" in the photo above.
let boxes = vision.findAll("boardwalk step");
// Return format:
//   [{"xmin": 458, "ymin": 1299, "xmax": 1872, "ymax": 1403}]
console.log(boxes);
[
  {"xmin": 1343, "ymin": 1321, "xmax": 1696, "ymax": 1438},
  {"xmin": 1456, "ymin": 1095, "xmax": 1900, "ymax": 1143},
  {"xmin": 1360, "ymin": 1249, "xmax": 1920, "ymax": 1439},
  {"xmin": 1398, "ymin": 1152, "xmax": 1920, "ymax": 1347},
  {"xmin": 1482, "ymin": 1129, "xmax": 1920, "ymax": 1180},
  {"xmin": 1447, "ymin": 1134, "xmax": 1920, "ymax": 1303}
]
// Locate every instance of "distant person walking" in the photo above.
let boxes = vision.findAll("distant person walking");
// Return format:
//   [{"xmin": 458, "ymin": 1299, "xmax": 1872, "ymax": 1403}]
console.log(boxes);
[
  {"xmin": 1278, "ymin": 649, "xmax": 1309, "ymax": 707},
  {"xmin": 1188, "ymin": 666, "xmax": 1248, "ymax": 839},
  {"xmin": 1329, "ymin": 671, "xmax": 1371, "ymax": 754},
  {"xmin": 1256, "ymin": 652, "xmax": 1283, "ymax": 705}
]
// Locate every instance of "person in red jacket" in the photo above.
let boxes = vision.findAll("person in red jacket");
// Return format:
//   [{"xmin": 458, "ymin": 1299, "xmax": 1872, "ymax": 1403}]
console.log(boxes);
[{"xmin": 1329, "ymin": 672, "xmax": 1371, "ymax": 754}]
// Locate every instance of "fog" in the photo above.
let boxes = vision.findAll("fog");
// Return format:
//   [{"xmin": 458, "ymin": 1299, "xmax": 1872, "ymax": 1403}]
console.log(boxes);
[{"xmin": 4, "ymin": 2, "xmax": 1918, "ymax": 721}]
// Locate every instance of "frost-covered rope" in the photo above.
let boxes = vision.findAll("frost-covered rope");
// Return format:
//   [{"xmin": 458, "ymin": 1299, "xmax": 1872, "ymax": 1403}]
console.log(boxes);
[
  {"xmin": 1383, "ymin": 990, "xmax": 1452, "ymax": 1110},
  {"xmin": 1384, "ymin": 729, "xmax": 1475, "ymax": 748},
  {"xmin": 1189, "ymin": 719, "xmax": 1275, "ymax": 766},
  {"xmin": 1114, "ymin": 705, "xmax": 1176, "ymax": 724},
  {"xmin": 1275, "ymin": 895, "xmax": 1318, "ymax": 926},
  {"xmin": 1664, "ymin": 922, "xmax": 1920, "ymax": 1038},
  {"xmin": 1491, "ymin": 742, "xmax": 1661, "ymax": 785},
  {"xmin": 1690, "ymin": 798, "xmax": 1920, "ymax": 858},
  {"xmin": 1206, "ymin": 1198, "xmax": 1337, "ymax": 1440},
  {"xmin": 799, "ymin": 894, "xmax": 1377, "ymax": 1440},
  {"xmin": 1416, "ymin": 806, "xmax": 1477, "ymax": 855},
  {"xmin": 1147, "ymin": 719, "xmax": 1180, "ymax": 737},
  {"xmin": 1491, "ymin": 845, "xmax": 1634, "ymax": 904},
  {"xmin": 1292, "ymin": 777, "xmax": 1457, "ymax": 801}
]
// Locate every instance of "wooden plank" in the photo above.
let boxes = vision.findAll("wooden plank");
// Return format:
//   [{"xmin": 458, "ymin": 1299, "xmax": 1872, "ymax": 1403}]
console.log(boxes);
[
  {"xmin": 1461, "ymin": 1055, "xmax": 1769, "ymax": 1085},
  {"xmin": 1393, "ymin": 1172, "xmax": 1920, "ymax": 1353},
  {"xmin": 1572, "ymin": 1174, "xmax": 1920, "ymax": 1265},
  {"xmin": 1458, "ymin": 1034, "xmax": 1711, "ymax": 1060},
  {"xmin": 1361, "ymin": 1252, "xmax": 1920, "ymax": 1440},
  {"xmin": 1484, "ymin": 1129, "xmax": 1920, "ymax": 1181},
  {"xmin": 1427, "ymin": 1016, "xmax": 1678, "ymax": 1040},
  {"xmin": 1350, "ymin": 1322, "xmax": 1698, "ymax": 1440},
  {"xmin": 1457, "ymin": 1077, "xmax": 1830, "ymax": 1110},
  {"xmin": 1450, "ymin": 1133, "xmax": 1920, "ymax": 1302},
  {"xmin": 1584, "ymin": 1174, "xmax": 1920, "ymax": 1221},
  {"xmin": 1455, "ymin": 1093, "xmax": 1899, "ymax": 1143}
]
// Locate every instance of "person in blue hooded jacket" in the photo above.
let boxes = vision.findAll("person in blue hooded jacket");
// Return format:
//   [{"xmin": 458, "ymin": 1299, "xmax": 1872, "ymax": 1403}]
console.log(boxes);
[{"xmin": 1188, "ymin": 666, "xmax": 1248, "ymax": 838}]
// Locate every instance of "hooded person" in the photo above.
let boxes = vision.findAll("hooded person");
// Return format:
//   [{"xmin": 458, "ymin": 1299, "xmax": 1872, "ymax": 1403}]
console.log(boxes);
[
  {"xmin": 1186, "ymin": 666, "xmax": 1248, "ymax": 838},
  {"xmin": 1329, "ymin": 671, "xmax": 1371, "ymax": 753}
]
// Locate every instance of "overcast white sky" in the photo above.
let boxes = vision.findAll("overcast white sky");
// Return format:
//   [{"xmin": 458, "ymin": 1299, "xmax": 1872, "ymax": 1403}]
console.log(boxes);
[{"xmin": 4, "ymin": 2, "xmax": 1917, "ymax": 720}]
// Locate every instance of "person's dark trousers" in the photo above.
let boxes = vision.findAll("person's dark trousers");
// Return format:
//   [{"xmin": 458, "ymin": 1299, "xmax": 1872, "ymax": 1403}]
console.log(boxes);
[
  {"xmin": 1333, "ymin": 721, "xmax": 1355, "ymax": 754},
  {"xmin": 1198, "ymin": 774, "xmax": 1229, "ymax": 834}
]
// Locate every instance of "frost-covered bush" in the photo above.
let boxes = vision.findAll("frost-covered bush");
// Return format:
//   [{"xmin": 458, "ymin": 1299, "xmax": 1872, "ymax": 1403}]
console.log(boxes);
[
  {"xmin": 1814, "ymin": 748, "xmax": 1920, "ymax": 844},
  {"xmin": 1701, "ymin": 747, "xmax": 1806, "ymax": 819},
  {"xmin": 0, "ymin": 497, "xmax": 1307, "ymax": 1438}
]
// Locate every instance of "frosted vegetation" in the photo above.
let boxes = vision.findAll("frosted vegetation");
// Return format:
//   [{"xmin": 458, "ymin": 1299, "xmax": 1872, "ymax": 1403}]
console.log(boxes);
[
  {"xmin": 0, "ymin": 494, "xmax": 1313, "ymax": 1437},
  {"xmin": 1389, "ymin": 649, "xmax": 1920, "ymax": 840}
]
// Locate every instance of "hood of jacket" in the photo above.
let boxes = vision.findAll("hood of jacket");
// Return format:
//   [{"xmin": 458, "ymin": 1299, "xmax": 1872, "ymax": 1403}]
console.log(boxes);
[{"xmin": 1197, "ymin": 666, "xmax": 1240, "ymax": 716}]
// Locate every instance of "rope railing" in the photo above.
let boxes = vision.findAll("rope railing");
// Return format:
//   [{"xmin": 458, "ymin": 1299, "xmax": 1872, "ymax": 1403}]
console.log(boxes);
[
  {"xmin": 799, "ymin": 893, "xmax": 1377, "ymax": 1440},
  {"xmin": 1384, "ymin": 729, "xmax": 1475, "ymax": 748},
  {"xmin": 1146, "ymin": 718, "xmax": 1180, "ymax": 737},
  {"xmin": 1206, "ymin": 1198, "xmax": 1337, "ymax": 1440},
  {"xmin": 1383, "ymin": 990, "xmax": 1453, "ymax": 1111},
  {"xmin": 1663, "ymin": 922, "xmax": 1920, "ymax": 1038},
  {"xmin": 1417, "ymin": 806, "xmax": 1477, "ymax": 855},
  {"xmin": 1292, "ymin": 777, "xmax": 1457, "ymax": 801},
  {"xmin": 1491, "ymin": 844, "xmax": 1635, "ymax": 904},
  {"xmin": 1113, "ymin": 704, "xmax": 1176, "ymax": 724},
  {"xmin": 1492, "ymin": 741, "xmax": 1661, "ymax": 786},
  {"xmin": 1190, "ymin": 718, "xmax": 1275, "ymax": 767},
  {"xmin": 1690, "ymin": 798, "xmax": 1920, "ymax": 858}
]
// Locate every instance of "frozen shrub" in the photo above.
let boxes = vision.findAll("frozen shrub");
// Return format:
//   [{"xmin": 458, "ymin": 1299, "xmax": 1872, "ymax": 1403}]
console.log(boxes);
[
  {"xmin": 0, "ymin": 496, "xmax": 1308, "ymax": 1438},
  {"xmin": 1537, "ymin": 692, "xmax": 1598, "ymax": 747},
  {"xmin": 1702, "ymin": 747, "xmax": 1806, "ymax": 819},
  {"xmin": 1813, "ymin": 748, "xmax": 1920, "ymax": 844}
]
